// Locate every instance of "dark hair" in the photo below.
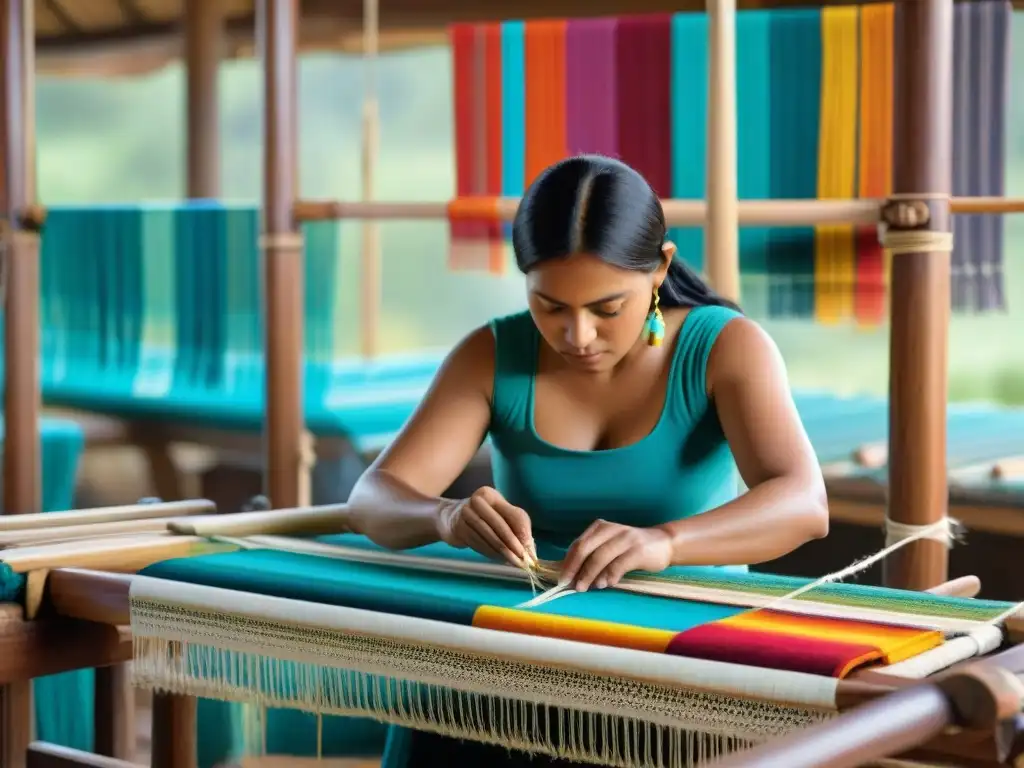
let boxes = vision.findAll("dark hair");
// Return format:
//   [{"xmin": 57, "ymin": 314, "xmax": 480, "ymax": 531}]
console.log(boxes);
[{"xmin": 511, "ymin": 155, "xmax": 740, "ymax": 311}]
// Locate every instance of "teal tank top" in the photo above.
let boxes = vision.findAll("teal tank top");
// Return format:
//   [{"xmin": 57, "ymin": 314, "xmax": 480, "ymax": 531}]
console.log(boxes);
[{"xmin": 488, "ymin": 305, "xmax": 743, "ymax": 561}]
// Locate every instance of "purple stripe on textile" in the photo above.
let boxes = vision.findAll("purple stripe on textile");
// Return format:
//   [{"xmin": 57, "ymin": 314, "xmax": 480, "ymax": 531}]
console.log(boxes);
[{"xmin": 566, "ymin": 18, "xmax": 619, "ymax": 157}]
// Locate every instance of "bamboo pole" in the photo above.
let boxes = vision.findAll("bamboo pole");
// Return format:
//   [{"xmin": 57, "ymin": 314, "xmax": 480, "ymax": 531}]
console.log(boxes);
[
  {"xmin": 168, "ymin": 503, "xmax": 350, "ymax": 537},
  {"xmin": 292, "ymin": 195, "xmax": 1024, "ymax": 227},
  {"xmin": 0, "ymin": 499, "xmax": 216, "ymax": 532},
  {"xmin": 0, "ymin": 534, "xmax": 233, "ymax": 573}
]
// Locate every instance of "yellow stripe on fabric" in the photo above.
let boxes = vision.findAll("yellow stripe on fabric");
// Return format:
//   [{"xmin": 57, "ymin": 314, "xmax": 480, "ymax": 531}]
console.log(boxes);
[
  {"xmin": 722, "ymin": 610, "xmax": 943, "ymax": 665},
  {"xmin": 472, "ymin": 605, "xmax": 676, "ymax": 654},
  {"xmin": 815, "ymin": 6, "xmax": 859, "ymax": 324}
]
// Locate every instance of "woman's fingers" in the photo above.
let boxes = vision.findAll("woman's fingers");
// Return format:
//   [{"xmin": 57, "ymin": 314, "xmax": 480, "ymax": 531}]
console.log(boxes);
[
  {"xmin": 461, "ymin": 526, "xmax": 506, "ymax": 563},
  {"xmin": 491, "ymin": 496, "xmax": 536, "ymax": 560},
  {"xmin": 572, "ymin": 533, "xmax": 634, "ymax": 592},
  {"xmin": 561, "ymin": 521, "xmax": 618, "ymax": 586},
  {"xmin": 463, "ymin": 506, "xmax": 527, "ymax": 566},
  {"xmin": 468, "ymin": 495, "xmax": 530, "ymax": 563}
]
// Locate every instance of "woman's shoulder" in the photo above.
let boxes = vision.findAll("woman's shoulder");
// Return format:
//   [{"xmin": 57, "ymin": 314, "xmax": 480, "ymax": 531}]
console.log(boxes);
[{"xmin": 705, "ymin": 313, "xmax": 784, "ymax": 389}]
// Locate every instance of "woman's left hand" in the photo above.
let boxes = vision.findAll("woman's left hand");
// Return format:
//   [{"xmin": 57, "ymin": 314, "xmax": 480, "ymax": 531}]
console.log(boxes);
[{"xmin": 560, "ymin": 521, "xmax": 674, "ymax": 591}]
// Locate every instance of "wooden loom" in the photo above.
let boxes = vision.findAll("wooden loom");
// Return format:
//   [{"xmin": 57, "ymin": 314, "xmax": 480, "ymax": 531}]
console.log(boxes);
[
  {"xmin": 0, "ymin": 502, "xmax": 1021, "ymax": 768},
  {"xmin": 0, "ymin": 2, "xmax": 1023, "ymax": 768}
]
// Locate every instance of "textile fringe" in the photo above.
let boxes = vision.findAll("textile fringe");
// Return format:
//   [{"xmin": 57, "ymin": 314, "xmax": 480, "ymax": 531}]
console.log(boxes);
[{"xmin": 130, "ymin": 590, "xmax": 833, "ymax": 768}]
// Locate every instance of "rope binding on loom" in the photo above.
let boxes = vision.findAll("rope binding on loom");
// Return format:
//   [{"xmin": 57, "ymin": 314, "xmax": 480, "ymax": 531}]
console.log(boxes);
[{"xmin": 878, "ymin": 193, "xmax": 955, "ymax": 256}]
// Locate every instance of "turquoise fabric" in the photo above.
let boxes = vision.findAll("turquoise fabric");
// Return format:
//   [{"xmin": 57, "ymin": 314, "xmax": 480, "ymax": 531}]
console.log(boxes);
[
  {"xmin": 501, "ymin": 21, "xmax": 526, "ymax": 199},
  {"xmin": 142, "ymin": 537, "xmax": 740, "ymax": 765},
  {"xmin": 141, "ymin": 542, "xmax": 742, "ymax": 632},
  {"xmin": 669, "ymin": 13, "xmax": 708, "ymax": 272},
  {"xmin": 38, "ymin": 203, "xmax": 436, "ymax": 455},
  {"xmin": 0, "ymin": 418, "xmax": 88, "ymax": 751},
  {"xmin": 736, "ymin": 11, "xmax": 772, "ymax": 316},
  {"xmin": 488, "ymin": 307, "xmax": 744, "ymax": 556},
  {"xmin": 768, "ymin": 9, "xmax": 821, "ymax": 317}
]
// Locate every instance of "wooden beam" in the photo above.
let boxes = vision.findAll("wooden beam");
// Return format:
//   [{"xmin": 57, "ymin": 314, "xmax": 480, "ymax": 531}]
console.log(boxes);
[
  {"xmin": 184, "ymin": 0, "xmax": 223, "ymax": 198},
  {"xmin": 0, "ymin": 606, "xmax": 131, "ymax": 686}
]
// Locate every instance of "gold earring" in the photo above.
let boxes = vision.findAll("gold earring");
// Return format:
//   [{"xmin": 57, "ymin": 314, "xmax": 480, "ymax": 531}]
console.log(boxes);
[{"xmin": 645, "ymin": 288, "xmax": 665, "ymax": 347}]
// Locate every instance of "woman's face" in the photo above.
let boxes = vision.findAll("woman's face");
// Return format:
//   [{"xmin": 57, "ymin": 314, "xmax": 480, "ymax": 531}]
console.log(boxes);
[{"xmin": 526, "ymin": 250, "xmax": 669, "ymax": 373}]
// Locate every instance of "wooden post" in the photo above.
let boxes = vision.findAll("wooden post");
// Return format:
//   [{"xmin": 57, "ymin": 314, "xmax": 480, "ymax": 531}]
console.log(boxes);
[
  {"xmin": 92, "ymin": 666, "xmax": 134, "ymax": 761},
  {"xmin": 262, "ymin": 0, "xmax": 304, "ymax": 509},
  {"xmin": 150, "ymin": 693, "xmax": 197, "ymax": 768},
  {"xmin": 359, "ymin": 0, "xmax": 381, "ymax": 358},
  {"xmin": 704, "ymin": 0, "xmax": 740, "ymax": 303},
  {"xmin": 883, "ymin": 0, "xmax": 954, "ymax": 591},
  {"xmin": 184, "ymin": 0, "xmax": 223, "ymax": 198},
  {"xmin": 0, "ymin": 0, "xmax": 37, "ymax": 763}
]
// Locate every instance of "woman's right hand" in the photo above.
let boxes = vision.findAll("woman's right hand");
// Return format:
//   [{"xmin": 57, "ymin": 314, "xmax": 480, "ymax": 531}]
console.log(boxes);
[{"xmin": 436, "ymin": 486, "xmax": 536, "ymax": 568}]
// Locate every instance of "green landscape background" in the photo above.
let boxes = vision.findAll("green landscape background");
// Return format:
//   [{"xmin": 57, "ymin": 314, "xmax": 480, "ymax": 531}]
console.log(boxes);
[{"xmin": 35, "ymin": 15, "xmax": 1024, "ymax": 403}]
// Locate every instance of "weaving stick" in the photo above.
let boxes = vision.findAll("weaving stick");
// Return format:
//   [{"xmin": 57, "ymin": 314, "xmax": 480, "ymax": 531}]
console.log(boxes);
[
  {"xmin": 167, "ymin": 504, "xmax": 350, "ymax": 537},
  {"xmin": 0, "ymin": 517, "xmax": 194, "ymax": 548},
  {"xmin": 0, "ymin": 534, "xmax": 231, "ymax": 574},
  {"xmin": 0, "ymin": 499, "xmax": 216, "ymax": 532}
]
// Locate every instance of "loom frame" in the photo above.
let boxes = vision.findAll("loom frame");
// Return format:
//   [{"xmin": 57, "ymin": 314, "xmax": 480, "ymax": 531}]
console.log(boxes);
[{"xmin": 0, "ymin": 1, "xmax": 1021, "ymax": 768}]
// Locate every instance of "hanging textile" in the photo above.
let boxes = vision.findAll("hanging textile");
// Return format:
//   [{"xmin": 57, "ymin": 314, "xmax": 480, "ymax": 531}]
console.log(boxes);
[
  {"xmin": 616, "ymin": 15, "xmax": 673, "ymax": 198},
  {"xmin": 973, "ymin": 0, "xmax": 1010, "ymax": 310},
  {"xmin": 501, "ymin": 20, "xmax": 527, "ymax": 200},
  {"xmin": 735, "ymin": 11, "xmax": 772, "ymax": 318},
  {"xmin": 855, "ymin": 3, "xmax": 894, "ymax": 326},
  {"xmin": 566, "ymin": 18, "xmax": 619, "ymax": 157},
  {"xmin": 768, "ymin": 9, "xmax": 821, "ymax": 319},
  {"xmin": 449, "ymin": 23, "xmax": 505, "ymax": 273},
  {"xmin": 814, "ymin": 7, "xmax": 859, "ymax": 324},
  {"xmin": 669, "ymin": 13, "xmax": 709, "ymax": 274},
  {"xmin": 951, "ymin": 0, "xmax": 1011, "ymax": 313},
  {"xmin": 524, "ymin": 20, "xmax": 568, "ymax": 185},
  {"xmin": 446, "ymin": 3, "xmax": 1010, "ymax": 318}
]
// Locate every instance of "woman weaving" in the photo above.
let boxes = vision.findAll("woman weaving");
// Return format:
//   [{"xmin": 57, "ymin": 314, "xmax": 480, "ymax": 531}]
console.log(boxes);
[{"xmin": 347, "ymin": 155, "xmax": 829, "ymax": 766}]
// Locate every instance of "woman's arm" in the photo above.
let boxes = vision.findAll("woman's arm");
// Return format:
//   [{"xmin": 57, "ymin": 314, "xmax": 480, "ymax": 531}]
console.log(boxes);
[
  {"xmin": 656, "ymin": 316, "xmax": 829, "ymax": 565},
  {"xmin": 345, "ymin": 325, "xmax": 495, "ymax": 549}
]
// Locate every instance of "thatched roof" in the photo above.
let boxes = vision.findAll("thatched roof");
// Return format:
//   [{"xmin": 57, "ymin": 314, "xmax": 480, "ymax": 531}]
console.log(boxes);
[{"xmin": 37, "ymin": 0, "xmax": 1019, "ymax": 78}]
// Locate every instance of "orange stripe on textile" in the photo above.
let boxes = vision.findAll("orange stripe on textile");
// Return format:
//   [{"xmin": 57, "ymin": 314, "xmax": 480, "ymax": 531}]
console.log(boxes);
[
  {"xmin": 447, "ymin": 197, "xmax": 502, "ymax": 271},
  {"xmin": 721, "ymin": 609, "xmax": 942, "ymax": 665},
  {"xmin": 472, "ymin": 605, "xmax": 676, "ymax": 654},
  {"xmin": 854, "ymin": 3, "xmax": 894, "ymax": 325},
  {"xmin": 448, "ymin": 24, "xmax": 505, "ymax": 273},
  {"xmin": 667, "ymin": 621, "xmax": 884, "ymax": 678},
  {"xmin": 524, "ymin": 20, "xmax": 568, "ymax": 185}
]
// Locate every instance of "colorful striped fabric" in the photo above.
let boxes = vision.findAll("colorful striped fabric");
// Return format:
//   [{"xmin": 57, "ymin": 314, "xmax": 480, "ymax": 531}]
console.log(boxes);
[
  {"xmin": 136, "ymin": 535, "xmax": 993, "ymax": 682},
  {"xmin": 448, "ymin": 3, "xmax": 1010, "ymax": 322}
]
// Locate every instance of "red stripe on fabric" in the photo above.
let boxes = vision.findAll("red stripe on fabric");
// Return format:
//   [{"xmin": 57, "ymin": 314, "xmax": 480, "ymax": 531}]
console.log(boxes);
[
  {"xmin": 666, "ymin": 622, "xmax": 884, "ymax": 678},
  {"xmin": 615, "ymin": 15, "xmax": 673, "ymax": 196}
]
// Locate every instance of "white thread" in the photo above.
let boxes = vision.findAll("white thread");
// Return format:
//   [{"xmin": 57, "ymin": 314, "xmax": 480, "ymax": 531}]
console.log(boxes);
[
  {"xmin": 757, "ymin": 518, "xmax": 959, "ymax": 613},
  {"xmin": 517, "ymin": 584, "xmax": 575, "ymax": 609},
  {"xmin": 884, "ymin": 516, "xmax": 963, "ymax": 548}
]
